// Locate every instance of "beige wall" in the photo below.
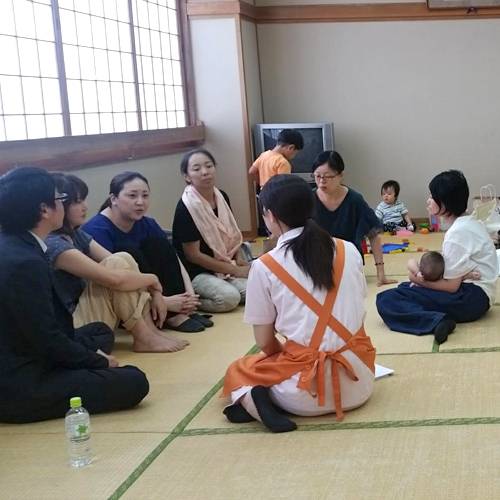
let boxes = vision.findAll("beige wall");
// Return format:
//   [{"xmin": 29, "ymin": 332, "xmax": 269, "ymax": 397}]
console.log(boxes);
[
  {"xmin": 256, "ymin": 0, "xmax": 413, "ymax": 5},
  {"xmin": 258, "ymin": 19, "xmax": 500, "ymax": 217},
  {"xmin": 241, "ymin": 19, "xmax": 264, "ymax": 156},
  {"xmin": 190, "ymin": 17, "xmax": 252, "ymax": 231},
  {"xmin": 72, "ymin": 154, "xmax": 186, "ymax": 230}
]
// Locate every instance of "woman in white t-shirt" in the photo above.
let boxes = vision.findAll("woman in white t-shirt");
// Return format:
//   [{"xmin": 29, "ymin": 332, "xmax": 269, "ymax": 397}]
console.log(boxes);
[
  {"xmin": 222, "ymin": 175, "xmax": 376, "ymax": 433},
  {"xmin": 377, "ymin": 170, "xmax": 498, "ymax": 345}
]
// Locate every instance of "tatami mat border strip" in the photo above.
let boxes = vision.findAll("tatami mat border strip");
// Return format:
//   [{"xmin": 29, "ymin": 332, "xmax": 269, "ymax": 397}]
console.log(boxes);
[
  {"xmin": 108, "ymin": 345, "xmax": 261, "ymax": 500},
  {"xmin": 181, "ymin": 417, "xmax": 500, "ymax": 437}
]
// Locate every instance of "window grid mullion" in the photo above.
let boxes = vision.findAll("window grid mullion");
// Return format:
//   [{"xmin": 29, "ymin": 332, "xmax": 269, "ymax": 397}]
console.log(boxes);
[
  {"xmin": 127, "ymin": 0, "xmax": 143, "ymax": 131},
  {"xmin": 9, "ymin": 0, "xmax": 29, "ymax": 139},
  {"xmin": 51, "ymin": 0, "xmax": 72, "ymax": 136},
  {"xmin": 87, "ymin": 4, "xmax": 103, "ymax": 135}
]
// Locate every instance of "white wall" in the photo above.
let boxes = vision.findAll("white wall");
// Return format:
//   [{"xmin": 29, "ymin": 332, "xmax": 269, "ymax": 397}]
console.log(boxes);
[
  {"xmin": 190, "ymin": 17, "xmax": 252, "ymax": 231},
  {"xmin": 242, "ymin": 19, "xmax": 264, "ymax": 156},
  {"xmin": 258, "ymin": 20, "xmax": 500, "ymax": 216},
  {"xmin": 72, "ymin": 153, "xmax": 186, "ymax": 230}
]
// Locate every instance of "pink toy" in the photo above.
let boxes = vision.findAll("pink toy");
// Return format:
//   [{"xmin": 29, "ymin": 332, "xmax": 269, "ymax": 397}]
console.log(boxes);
[
  {"xmin": 396, "ymin": 229, "xmax": 413, "ymax": 236},
  {"xmin": 429, "ymin": 215, "xmax": 439, "ymax": 232}
]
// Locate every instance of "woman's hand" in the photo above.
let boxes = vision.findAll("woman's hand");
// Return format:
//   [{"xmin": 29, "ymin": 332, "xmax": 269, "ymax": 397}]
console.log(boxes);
[
  {"xmin": 377, "ymin": 266, "xmax": 398, "ymax": 287},
  {"xmin": 165, "ymin": 293, "xmax": 200, "ymax": 314},
  {"xmin": 408, "ymin": 270, "xmax": 425, "ymax": 286},
  {"xmin": 150, "ymin": 291, "xmax": 168, "ymax": 329},
  {"xmin": 233, "ymin": 265, "xmax": 250, "ymax": 279},
  {"xmin": 97, "ymin": 349, "xmax": 119, "ymax": 368},
  {"xmin": 235, "ymin": 256, "xmax": 250, "ymax": 267}
]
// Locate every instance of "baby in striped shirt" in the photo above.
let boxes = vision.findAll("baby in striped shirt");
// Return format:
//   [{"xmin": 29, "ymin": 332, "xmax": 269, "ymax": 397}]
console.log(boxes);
[{"xmin": 376, "ymin": 180, "xmax": 414, "ymax": 233}]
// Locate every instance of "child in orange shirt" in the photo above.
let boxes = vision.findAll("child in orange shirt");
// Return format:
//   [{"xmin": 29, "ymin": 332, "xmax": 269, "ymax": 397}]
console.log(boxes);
[{"xmin": 249, "ymin": 129, "xmax": 304, "ymax": 187}]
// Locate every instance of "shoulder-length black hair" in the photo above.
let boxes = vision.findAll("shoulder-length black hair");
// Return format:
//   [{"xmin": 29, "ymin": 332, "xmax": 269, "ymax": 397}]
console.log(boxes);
[
  {"xmin": 51, "ymin": 172, "xmax": 89, "ymax": 234},
  {"xmin": 259, "ymin": 174, "xmax": 336, "ymax": 290},
  {"xmin": 429, "ymin": 170, "xmax": 469, "ymax": 217},
  {"xmin": 312, "ymin": 151, "xmax": 345, "ymax": 174},
  {"xmin": 99, "ymin": 171, "xmax": 149, "ymax": 212}
]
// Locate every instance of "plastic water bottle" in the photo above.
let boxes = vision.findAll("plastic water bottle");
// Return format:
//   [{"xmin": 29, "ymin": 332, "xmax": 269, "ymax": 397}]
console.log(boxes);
[{"xmin": 65, "ymin": 397, "xmax": 92, "ymax": 467}]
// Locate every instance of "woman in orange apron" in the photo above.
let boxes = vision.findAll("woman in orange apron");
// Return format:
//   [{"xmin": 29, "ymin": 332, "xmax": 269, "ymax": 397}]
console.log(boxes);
[{"xmin": 222, "ymin": 175, "xmax": 376, "ymax": 433}]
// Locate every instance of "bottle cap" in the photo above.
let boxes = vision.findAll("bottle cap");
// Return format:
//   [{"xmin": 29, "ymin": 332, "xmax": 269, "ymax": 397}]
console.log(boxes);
[{"xmin": 70, "ymin": 397, "xmax": 82, "ymax": 408}]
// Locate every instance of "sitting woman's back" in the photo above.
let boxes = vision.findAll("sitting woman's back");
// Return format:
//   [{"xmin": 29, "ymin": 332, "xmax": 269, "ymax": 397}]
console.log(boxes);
[{"xmin": 222, "ymin": 174, "xmax": 375, "ymax": 433}]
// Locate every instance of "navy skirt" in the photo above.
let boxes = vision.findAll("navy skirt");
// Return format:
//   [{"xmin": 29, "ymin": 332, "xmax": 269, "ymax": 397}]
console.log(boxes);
[{"xmin": 376, "ymin": 282, "xmax": 490, "ymax": 335}]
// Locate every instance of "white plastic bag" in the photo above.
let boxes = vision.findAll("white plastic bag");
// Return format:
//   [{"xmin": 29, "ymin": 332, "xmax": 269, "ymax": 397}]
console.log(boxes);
[{"xmin": 472, "ymin": 185, "xmax": 500, "ymax": 237}]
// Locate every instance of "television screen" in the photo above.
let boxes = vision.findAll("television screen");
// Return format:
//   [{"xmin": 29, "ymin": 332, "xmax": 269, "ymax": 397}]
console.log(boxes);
[{"xmin": 262, "ymin": 128, "xmax": 326, "ymax": 175}]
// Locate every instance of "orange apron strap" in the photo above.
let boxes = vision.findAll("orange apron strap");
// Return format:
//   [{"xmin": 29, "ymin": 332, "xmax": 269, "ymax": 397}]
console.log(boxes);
[
  {"xmin": 260, "ymin": 239, "xmax": 352, "ymax": 347},
  {"xmin": 311, "ymin": 239, "xmax": 347, "ymax": 346},
  {"xmin": 260, "ymin": 254, "xmax": 324, "ymax": 317}
]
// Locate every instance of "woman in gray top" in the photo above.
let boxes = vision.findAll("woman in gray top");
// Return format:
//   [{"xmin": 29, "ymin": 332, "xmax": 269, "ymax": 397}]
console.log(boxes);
[{"xmin": 46, "ymin": 172, "xmax": 189, "ymax": 353}]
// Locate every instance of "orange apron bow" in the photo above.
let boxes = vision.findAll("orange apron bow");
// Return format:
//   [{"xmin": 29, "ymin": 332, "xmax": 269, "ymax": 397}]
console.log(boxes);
[{"xmin": 222, "ymin": 239, "xmax": 375, "ymax": 421}]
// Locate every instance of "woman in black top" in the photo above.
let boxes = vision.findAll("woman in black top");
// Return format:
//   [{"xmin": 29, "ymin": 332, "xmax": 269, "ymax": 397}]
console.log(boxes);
[
  {"xmin": 173, "ymin": 149, "xmax": 249, "ymax": 313},
  {"xmin": 313, "ymin": 151, "xmax": 396, "ymax": 287}
]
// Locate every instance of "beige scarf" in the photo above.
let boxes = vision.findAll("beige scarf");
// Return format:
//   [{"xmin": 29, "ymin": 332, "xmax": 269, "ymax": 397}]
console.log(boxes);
[{"xmin": 182, "ymin": 185, "xmax": 243, "ymax": 273}]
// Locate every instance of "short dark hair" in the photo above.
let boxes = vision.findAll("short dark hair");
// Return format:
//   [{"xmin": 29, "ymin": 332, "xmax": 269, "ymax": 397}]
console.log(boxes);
[
  {"xmin": 100, "ymin": 171, "xmax": 149, "ymax": 212},
  {"xmin": 420, "ymin": 251, "xmax": 445, "ymax": 282},
  {"xmin": 51, "ymin": 172, "xmax": 89, "ymax": 234},
  {"xmin": 381, "ymin": 180, "xmax": 400, "ymax": 198},
  {"xmin": 277, "ymin": 129, "xmax": 304, "ymax": 150},
  {"xmin": 312, "ymin": 150, "xmax": 344, "ymax": 174},
  {"xmin": 0, "ymin": 167, "xmax": 57, "ymax": 234},
  {"xmin": 429, "ymin": 170, "xmax": 469, "ymax": 217},
  {"xmin": 259, "ymin": 174, "xmax": 335, "ymax": 290}
]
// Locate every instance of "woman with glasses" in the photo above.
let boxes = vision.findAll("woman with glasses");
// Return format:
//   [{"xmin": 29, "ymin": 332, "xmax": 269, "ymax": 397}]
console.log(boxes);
[
  {"xmin": 45, "ymin": 172, "xmax": 190, "ymax": 353},
  {"xmin": 312, "ymin": 151, "xmax": 396, "ymax": 287}
]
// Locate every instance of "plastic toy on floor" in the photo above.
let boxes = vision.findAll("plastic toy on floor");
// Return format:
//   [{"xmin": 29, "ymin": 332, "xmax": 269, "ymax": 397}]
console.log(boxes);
[{"xmin": 381, "ymin": 242, "xmax": 409, "ymax": 254}]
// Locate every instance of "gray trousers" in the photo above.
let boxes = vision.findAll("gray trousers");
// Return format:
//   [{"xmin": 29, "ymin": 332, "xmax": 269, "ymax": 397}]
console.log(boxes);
[{"xmin": 192, "ymin": 273, "xmax": 247, "ymax": 313}]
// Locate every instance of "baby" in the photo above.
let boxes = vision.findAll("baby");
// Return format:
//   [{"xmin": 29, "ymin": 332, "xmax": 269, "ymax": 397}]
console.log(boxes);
[
  {"xmin": 376, "ymin": 180, "xmax": 414, "ymax": 233},
  {"xmin": 408, "ymin": 251, "xmax": 480, "ymax": 283}
]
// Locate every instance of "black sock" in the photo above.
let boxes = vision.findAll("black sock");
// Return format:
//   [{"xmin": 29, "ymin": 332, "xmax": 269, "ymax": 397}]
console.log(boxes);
[
  {"xmin": 223, "ymin": 404, "xmax": 256, "ymax": 423},
  {"xmin": 434, "ymin": 319, "xmax": 456, "ymax": 345},
  {"xmin": 251, "ymin": 386, "xmax": 297, "ymax": 433}
]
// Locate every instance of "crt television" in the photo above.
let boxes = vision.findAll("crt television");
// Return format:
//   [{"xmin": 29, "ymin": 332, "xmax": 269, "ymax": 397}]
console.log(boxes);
[{"xmin": 253, "ymin": 123, "xmax": 335, "ymax": 182}]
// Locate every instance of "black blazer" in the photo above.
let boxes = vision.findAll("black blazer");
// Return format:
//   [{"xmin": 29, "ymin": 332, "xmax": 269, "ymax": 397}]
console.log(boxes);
[{"xmin": 0, "ymin": 232, "xmax": 108, "ymax": 387}]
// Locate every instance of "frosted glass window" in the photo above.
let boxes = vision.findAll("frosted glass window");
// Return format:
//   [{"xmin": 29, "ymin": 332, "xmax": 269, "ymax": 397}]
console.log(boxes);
[
  {"xmin": 0, "ymin": 36, "xmax": 20, "ymax": 76},
  {"xmin": 22, "ymin": 78, "xmax": 45, "ymax": 115},
  {"xmin": 0, "ymin": 0, "xmax": 188, "ymax": 141},
  {"xmin": 0, "ymin": 76, "xmax": 24, "ymax": 115},
  {"xmin": 114, "ymin": 112, "xmax": 127, "ymax": 133},
  {"xmin": 5, "ymin": 115, "xmax": 27, "ymax": 141},
  {"xmin": 26, "ymin": 115, "xmax": 46, "ymax": 139}
]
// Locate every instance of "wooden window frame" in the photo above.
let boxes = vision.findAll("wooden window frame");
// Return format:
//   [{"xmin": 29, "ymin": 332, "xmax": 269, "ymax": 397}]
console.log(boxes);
[{"xmin": 0, "ymin": 0, "xmax": 203, "ymax": 174}]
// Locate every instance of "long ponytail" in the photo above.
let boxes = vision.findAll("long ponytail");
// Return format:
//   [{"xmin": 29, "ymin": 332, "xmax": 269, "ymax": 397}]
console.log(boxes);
[
  {"xmin": 283, "ymin": 218, "xmax": 335, "ymax": 290},
  {"xmin": 259, "ymin": 174, "xmax": 336, "ymax": 290}
]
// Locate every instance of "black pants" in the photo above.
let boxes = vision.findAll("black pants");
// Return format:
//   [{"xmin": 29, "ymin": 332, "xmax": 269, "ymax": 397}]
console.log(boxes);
[
  {"xmin": 0, "ymin": 322, "xmax": 149, "ymax": 424},
  {"xmin": 117, "ymin": 237, "xmax": 186, "ymax": 319}
]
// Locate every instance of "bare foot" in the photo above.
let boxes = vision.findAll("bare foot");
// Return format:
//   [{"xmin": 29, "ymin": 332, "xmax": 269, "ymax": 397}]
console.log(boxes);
[
  {"xmin": 154, "ymin": 329, "xmax": 190, "ymax": 347},
  {"xmin": 165, "ymin": 314, "xmax": 190, "ymax": 328},
  {"xmin": 133, "ymin": 334, "xmax": 187, "ymax": 353}
]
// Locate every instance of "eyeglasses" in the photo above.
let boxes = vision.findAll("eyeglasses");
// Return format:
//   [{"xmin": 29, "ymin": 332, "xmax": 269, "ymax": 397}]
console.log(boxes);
[
  {"xmin": 55, "ymin": 193, "xmax": 68, "ymax": 202},
  {"xmin": 311, "ymin": 173, "xmax": 340, "ymax": 182}
]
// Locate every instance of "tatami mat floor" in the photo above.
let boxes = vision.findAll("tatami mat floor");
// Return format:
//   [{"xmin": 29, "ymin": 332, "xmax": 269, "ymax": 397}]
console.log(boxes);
[{"xmin": 2, "ymin": 232, "xmax": 500, "ymax": 499}]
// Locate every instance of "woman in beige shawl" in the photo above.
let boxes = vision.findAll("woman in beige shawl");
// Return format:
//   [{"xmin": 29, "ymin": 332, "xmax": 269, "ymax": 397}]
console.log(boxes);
[{"xmin": 172, "ymin": 149, "xmax": 250, "ymax": 313}]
